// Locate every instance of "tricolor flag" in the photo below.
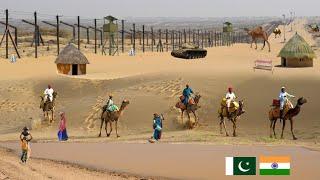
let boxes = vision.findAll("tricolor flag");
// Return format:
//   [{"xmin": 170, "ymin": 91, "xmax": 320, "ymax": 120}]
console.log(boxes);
[
  {"xmin": 225, "ymin": 157, "xmax": 256, "ymax": 175},
  {"xmin": 259, "ymin": 156, "xmax": 290, "ymax": 175}
]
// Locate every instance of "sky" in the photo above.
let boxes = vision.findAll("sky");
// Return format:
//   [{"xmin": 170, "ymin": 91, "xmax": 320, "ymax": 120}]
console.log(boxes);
[{"xmin": 2, "ymin": 0, "xmax": 320, "ymax": 19}]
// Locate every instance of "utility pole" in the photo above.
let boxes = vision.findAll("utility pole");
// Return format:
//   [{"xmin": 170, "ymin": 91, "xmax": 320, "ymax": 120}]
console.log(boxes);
[
  {"xmin": 94, "ymin": 19, "xmax": 97, "ymax": 54},
  {"xmin": 290, "ymin": 11, "xmax": 293, "ymax": 32},
  {"xmin": 34, "ymin": 11, "xmax": 38, "ymax": 58},
  {"xmin": 56, "ymin": 15, "xmax": 60, "ymax": 55},
  {"xmin": 283, "ymin": 14, "xmax": 286, "ymax": 43},
  {"xmin": 77, "ymin": 16, "xmax": 80, "ymax": 50}
]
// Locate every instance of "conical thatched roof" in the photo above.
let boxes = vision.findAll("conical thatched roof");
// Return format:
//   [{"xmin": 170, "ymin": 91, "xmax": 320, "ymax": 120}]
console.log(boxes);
[
  {"xmin": 278, "ymin": 33, "xmax": 316, "ymax": 59},
  {"xmin": 55, "ymin": 44, "xmax": 90, "ymax": 64}
]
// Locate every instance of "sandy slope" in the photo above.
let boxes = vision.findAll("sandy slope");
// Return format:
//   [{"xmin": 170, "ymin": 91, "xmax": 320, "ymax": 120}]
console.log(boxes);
[
  {"xmin": 0, "ymin": 148, "xmax": 142, "ymax": 180},
  {"xmin": 0, "ymin": 19, "xmax": 319, "ymax": 179},
  {"xmin": 1, "ymin": 142, "xmax": 320, "ymax": 180}
]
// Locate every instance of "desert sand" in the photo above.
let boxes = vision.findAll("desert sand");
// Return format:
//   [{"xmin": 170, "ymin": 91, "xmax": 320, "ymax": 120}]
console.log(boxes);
[{"xmin": 0, "ymin": 19, "xmax": 319, "ymax": 179}]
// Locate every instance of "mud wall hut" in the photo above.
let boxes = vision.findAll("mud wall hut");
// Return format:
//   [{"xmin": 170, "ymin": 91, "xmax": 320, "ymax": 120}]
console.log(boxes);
[
  {"xmin": 278, "ymin": 33, "xmax": 316, "ymax": 67},
  {"xmin": 55, "ymin": 44, "xmax": 90, "ymax": 75}
]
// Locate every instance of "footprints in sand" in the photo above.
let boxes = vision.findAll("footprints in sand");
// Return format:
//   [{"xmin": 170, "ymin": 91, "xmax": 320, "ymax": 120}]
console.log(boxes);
[
  {"xmin": 83, "ymin": 78, "xmax": 185, "ymax": 130},
  {"xmin": 128, "ymin": 78, "xmax": 184, "ymax": 98},
  {"xmin": 0, "ymin": 99, "xmax": 35, "ymax": 112},
  {"xmin": 0, "ymin": 171, "xmax": 9, "ymax": 180}
]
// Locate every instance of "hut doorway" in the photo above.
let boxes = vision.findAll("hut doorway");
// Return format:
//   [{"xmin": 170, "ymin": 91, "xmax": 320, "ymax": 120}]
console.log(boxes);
[
  {"xmin": 72, "ymin": 64, "xmax": 78, "ymax": 75},
  {"xmin": 281, "ymin": 58, "xmax": 287, "ymax": 67}
]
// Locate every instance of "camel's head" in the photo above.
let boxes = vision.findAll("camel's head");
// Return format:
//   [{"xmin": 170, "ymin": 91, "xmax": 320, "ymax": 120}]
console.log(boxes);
[
  {"xmin": 238, "ymin": 100, "xmax": 245, "ymax": 115},
  {"xmin": 122, "ymin": 99, "xmax": 130, "ymax": 107},
  {"xmin": 53, "ymin": 91, "xmax": 58, "ymax": 98},
  {"xmin": 298, "ymin": 97, "xmax": 307, "ymax": 105}
]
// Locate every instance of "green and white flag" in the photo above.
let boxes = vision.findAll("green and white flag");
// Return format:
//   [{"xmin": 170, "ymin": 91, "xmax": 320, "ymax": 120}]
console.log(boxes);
[{"xmin": 225, "ymin": 157, "xmax": 256, "ymax": 175}]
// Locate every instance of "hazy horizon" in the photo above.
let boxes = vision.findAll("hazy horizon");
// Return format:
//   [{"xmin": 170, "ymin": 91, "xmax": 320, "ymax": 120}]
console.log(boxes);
[{"xmin": 2, "ymin": 0, "xmax": 320, "ymax": 19}]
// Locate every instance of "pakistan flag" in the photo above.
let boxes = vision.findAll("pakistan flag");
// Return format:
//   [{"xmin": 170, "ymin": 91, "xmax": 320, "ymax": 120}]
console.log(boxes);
[{"xmin": 225, "ymin": 157, "xmax": 256, "ymax": 175}]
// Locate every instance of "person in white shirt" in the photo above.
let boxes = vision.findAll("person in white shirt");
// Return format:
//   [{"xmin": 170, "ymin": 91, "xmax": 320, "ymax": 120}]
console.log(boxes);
[
  {"xmin": 44, "ymin": 85, "xmax": 54, "ymax": 102},
  {"xmin": 225, "ymin": 87, "xmax": 236, "ymax": 117},
  {"xmin": 279, "ymin": 87, "xmax": 295, "ymax": 118}
]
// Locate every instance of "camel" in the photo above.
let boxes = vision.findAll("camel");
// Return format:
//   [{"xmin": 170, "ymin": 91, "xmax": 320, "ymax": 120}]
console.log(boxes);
[
  {"xmin": 175, "ymin": 94, "xmax": 201, "ymax": 129},
  {"xmin": 244, "ymin": 26, "xmax": 271, "ymax": 52},
  {"xmin": 39, "ymin": 91, "xmax": 57, "ymax": 123},
  {"xmin": 269, "ymin": 97, "xmax": 307, "ymax": 140},
  {"xmin": 219, "ymin": 100, "xmax": 245, "ymax": 137},
  {"xmin": 99, "ymin": 100, "xmax": 130, "ymax": 138},
  {"xmin": 273, "ymin": 28, "xmax": 281, "ymax": 38}
]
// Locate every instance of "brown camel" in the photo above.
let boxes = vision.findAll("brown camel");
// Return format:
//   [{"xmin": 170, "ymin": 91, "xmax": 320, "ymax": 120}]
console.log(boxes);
[
  {"xmin": 175, "ymin": 94, "xmax": 201, "ymax": 129},
  {"xmin": 273, "ymin": 28, "xmax": 281, "ymax": 38},
  {"xmin": 269, "ymin": 97, "xmax": 307, "ymax": 140},
  {"xmin": 219, "ymin": 100, "xmax": 245, "ymax": 137},
  {"xmin": 39, "ymin": 91, "xmax": 57, "ymax": 123},
  {"xmin": 99, "ymin": 100, "xmax": 130, "ymax": 138},
  {"xmin": 244, "ymin": 26, "xmax": 271, "ymax": 52}
]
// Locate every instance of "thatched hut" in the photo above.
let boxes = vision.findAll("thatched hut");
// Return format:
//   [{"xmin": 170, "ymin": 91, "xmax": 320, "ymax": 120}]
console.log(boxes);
[
  {"xmin": 55, "ymin": 44, "xmax": 90, "ymax": 75},
  {"xmin": 278, "ymin": 33, "xmax": 316, "ymax": 67}
]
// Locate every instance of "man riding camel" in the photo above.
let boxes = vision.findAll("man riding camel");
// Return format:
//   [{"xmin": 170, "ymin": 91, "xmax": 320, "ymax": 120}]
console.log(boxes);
[
  {"xmin": 279, "ymin": 87, "xmax": 295, "ymax": 119},
  {"xmin": 225, "ymin": 87, "xmax": 237, "ymax": 117},
  {"xmin": 182, "ymin": 84, "xmax": 194, "ymax": 106},
  {"xmin": 44, "ymin": 85, "xmax": 54, "ymax": 102},
  {"xmin": 104, "ymin": 95, "xmax": 119, "ymax": 112}
]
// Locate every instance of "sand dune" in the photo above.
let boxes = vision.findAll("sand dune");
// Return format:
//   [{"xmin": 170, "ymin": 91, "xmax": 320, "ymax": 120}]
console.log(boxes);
[{"xmin": 0, "ymin": 19, "xmax": 320, "ymax": 179}]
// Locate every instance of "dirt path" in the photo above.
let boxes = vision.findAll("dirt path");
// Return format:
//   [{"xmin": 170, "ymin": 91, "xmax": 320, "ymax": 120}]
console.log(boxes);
[
  {"xmin": 1, "ymin": 142, "xmax": 319, "ymax": 180},
  {"xmin": 0, "ymin": 148, "xmax": 144, "ymax": 180}
]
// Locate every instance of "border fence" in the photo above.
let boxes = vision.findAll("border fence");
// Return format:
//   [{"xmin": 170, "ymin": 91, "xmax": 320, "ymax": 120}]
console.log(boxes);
[{"xmin": 0, "ymin": 9, "xmax": 254, "ymax": 59}]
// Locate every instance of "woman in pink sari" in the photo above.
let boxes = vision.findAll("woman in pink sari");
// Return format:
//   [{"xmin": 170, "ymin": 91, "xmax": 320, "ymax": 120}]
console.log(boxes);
[{"xmin": 58, "ymin": 112, "xmax": 68, "ymax": 141}]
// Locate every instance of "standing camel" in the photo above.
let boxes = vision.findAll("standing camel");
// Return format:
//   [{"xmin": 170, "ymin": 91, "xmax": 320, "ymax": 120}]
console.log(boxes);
[
  {"xmin": 99, "ymin": 100, "xmax": 130, "ymax": 138},
  {"xmin": 269, "ymin": 97, "xmax": 307, "ymax": 140},
  {"xmin": 175, "ymin": 94, "xmax": 201, "ymax": 129},
  {"xmin": 219, "ymin": 100, "xmax": 245, "ymax": 137},
  {"xmin": 40, "ymin": 91, "xmax": 57, "ymax": 123},
  {"xmin": 273, "ymin": 28, "xmax": 281, "ymax": 38},
  {"xmin": 244, "ymin": 26, "xmax": 271, "ymax": 52}
]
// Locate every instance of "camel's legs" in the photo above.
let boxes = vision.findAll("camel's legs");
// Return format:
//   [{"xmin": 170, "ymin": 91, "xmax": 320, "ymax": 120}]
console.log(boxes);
[
  {"xmin": 250, "ymin": 39, "xmax": 254, "ymax": 48},
  {"xmin": 266, "ymin": 40, "xmax": 271, "ymax": 52},
  {"xmin": 186, "ymin": 112, "xmax": 192, "ymax": 129},
  {"xmin": 269, "ymin": 120, "xmax": 273, "ymax": 138},
  {"xmin": 231, "ymin": 119, "xmax": 237, "ymax": 137},
  {"xmin": 261, "ymin": 40, "xmax": 266, "ymax": 50},
  {"xmin": 181, "ymin": 110, "xmax": 184, "ymax": 123},
  {"xmin": 50, "ymin": 110, "xmax": 54, "ymax": 123},
  {"xmin": 192, "ymin": 110, "xmax": 198, "ymax": 125},
  {"xmin": 272, "ymin": 119, "xmax": 277, "ymax": 138},
  {"xmin": 115, "ymin": 121, "xmax": 120, "ymax": 138},
  {"xmin": 104, "ymin": 120, "xmax": 108, "ymax": 136},
  {"xmin": 219, "ymin": 116, "xmax": 223, "ymax": 134},
  {"xmin": 255, "ymin": 40, "xmax": 258, "ymax": 49},
  {"xmin": 281, "ymin": 119, "xmax": 286, "ymax": 139},
  {"xmin": 107, "ymin": 121, "xmax": 112, "ymax": 137},
  {"xmin": 98, "ymin": 118, "xmax": 104, "ymax": 137},
  {"xmin": 289, "ymin": 118, "xmax": 297, "ymax": 140},
  {"xmin": 222, "ymin": 118, "xmax": 229, "ymax": 136}
]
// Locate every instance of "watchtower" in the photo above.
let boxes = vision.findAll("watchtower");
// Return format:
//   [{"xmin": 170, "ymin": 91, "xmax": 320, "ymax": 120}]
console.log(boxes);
[
  {"xmin": 102, "ymin": 15, "xmax": 118, "ymax": 55},
  {"xmin": 223, "ymin": 22, "xmax": 233, "ymax": 33}
]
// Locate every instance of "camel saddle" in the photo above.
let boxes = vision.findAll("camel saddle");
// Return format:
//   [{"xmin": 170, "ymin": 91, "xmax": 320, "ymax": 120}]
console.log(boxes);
[
  {"xmin": 179, "ymin": 96, "xmax": 195, "ymax": 105},
  {"xmin": 218, "ymin": 98, "xmax": 239, "ymax": 115},
  {"xmin": 271, "ymin": 100, "xmax": 293, "ymax": 116}
]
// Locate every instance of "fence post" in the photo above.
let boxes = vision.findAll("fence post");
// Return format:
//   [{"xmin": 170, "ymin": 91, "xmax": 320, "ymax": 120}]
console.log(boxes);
[
  {"xmin": 77, "ymin": 16, "xmax": 80, "ymax": 50},
  {"xmin": 142, "ymin": 25, "xmax": 145, "ymax": 52},
  {"xmin": 56, "ymin": 15, "xmax": 60, "ymax": 55}
]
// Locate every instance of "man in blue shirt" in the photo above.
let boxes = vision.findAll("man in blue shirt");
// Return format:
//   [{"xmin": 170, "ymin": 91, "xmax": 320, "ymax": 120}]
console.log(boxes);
[{"xmin": 182, "ymin": 84, "xmax": 194, "ymax": 106}]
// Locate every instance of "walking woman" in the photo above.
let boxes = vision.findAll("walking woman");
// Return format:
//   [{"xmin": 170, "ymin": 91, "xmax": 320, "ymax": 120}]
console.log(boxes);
[{"xmin": 58, "ymin": 112, "xmax": 68, "ymax": 141}]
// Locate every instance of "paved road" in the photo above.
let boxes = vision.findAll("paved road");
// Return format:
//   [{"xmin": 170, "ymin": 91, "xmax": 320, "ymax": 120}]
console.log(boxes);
[{"xmin": 1, "ymin": 142, "xmax": 319, "ymax": 180}]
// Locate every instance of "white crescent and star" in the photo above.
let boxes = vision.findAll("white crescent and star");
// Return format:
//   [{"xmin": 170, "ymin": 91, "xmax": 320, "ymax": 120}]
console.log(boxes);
[{"xmin": 238, "ymin": 161, "xmax": 250, "ymax": 172}]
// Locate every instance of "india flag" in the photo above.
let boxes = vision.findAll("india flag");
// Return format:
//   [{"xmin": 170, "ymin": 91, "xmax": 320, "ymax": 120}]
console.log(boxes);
[{"xmin": 259, "ymin": 156, "xmax": 290, "ymax": 175}]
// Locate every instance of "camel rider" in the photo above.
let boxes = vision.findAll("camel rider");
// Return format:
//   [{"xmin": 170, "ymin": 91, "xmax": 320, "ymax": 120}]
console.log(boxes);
[
  {"xmin": 279, "ymin": 87, "xmax": 295, "ymax": 119},
  {"xmin": 225, "ymin": 87, "xmax": 236, "ymax": 117},
  {"xmin": 106, "ymin": 95, "xmax": 114, "ymax": 112},
  {"xmin": 44, "ymin": 85, "xmax": 54, "ymax": 102},
  {"xmin": 182, "ymin": 84, "xmax": 194, "ymax": 106}
]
